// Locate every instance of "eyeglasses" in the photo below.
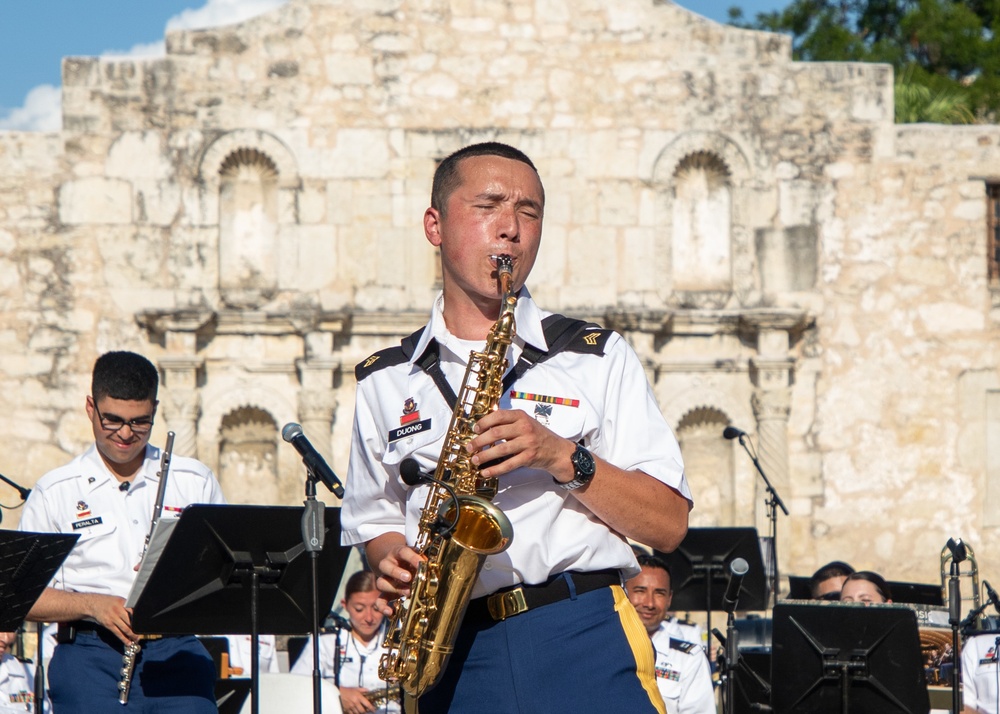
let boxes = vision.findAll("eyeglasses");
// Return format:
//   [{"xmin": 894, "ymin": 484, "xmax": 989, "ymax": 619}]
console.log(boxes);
[{"xmin": 91, "ymin": 399, "xmax": 154, "ymax": 435}]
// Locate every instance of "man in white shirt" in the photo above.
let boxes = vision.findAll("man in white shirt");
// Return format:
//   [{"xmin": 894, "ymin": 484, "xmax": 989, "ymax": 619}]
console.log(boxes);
[
  {"xmin": 343, "ymin": 142, "xmax": 692, "ymax": 713},
  {"xmin": 0, "ymin": 632, "xmax": 39, "ymax": 714},
  {"xmin": 962, "ymin": 632, "xmax": 1000, "ymax": 714},
  {"xmin": 19, "ymin": 351, "xmax": 225, "ymax": 713},
  {"xmin": 626, "ymin": 555, "xmax": 716, "ymax": 714}
]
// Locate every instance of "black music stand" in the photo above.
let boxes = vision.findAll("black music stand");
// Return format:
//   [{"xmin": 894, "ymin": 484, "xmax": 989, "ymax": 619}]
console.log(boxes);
[
  {"xmin": 656, "ymin": 527, "xmax": 768, "ymax": 640},
  {"xmin": 128, "ymin": 505, "xmax": 350, "ymax": 714},
  {"xmin": 1, "ymin": 529, "xmax": 79, "ymax": 714},
  {"xmin": 0, "ymin": 530, "xmax": 78, "ymax": 630},
  {"xmin": 771, "ymin": 601, "xmax": 930, "ymax": 714}
]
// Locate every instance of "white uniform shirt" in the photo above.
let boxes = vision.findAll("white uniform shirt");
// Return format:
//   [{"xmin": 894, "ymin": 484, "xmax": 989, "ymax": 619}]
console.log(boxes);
[
  {"xmin": 290, "ymin": 627, "xmax": 400, "ymax": 713},
  {"xmin": 224, "ymin": 635, "xmax": 279, "ymax": 676},
  {"xmin": 963, "ymin": 633, "xmax": 1000, "ymax": 714},
  {"xmin": 667, "ymin": 616, "xmax": 705, "ymax": 651},
  {"xmin": 19, "ymin": 443, "xmax": 225, "ymax": 599},
  {"xmin": 0, "ymin": 653, "xmax": 36, "ymax": 714},
  {"xmin": 342, "ymin": 290, "xmax": 691, "ymax": 597},
  {"xmin": 651, "ymin": 621, "xmax": 716, "ymax": 714}
]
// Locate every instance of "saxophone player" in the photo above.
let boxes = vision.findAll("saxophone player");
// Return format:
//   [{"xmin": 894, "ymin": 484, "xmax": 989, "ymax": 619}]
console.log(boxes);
[
  {"xmin": 343, "ymin": 143, "xmax": 693, "ymax": 713},
  {"xmin": 18, "ymin": 351, "xmax": 225, "ymax": 713}
]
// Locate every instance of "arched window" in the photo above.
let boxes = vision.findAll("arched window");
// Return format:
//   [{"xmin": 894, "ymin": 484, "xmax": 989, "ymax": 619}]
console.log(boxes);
[
  {"xmin": 218, "ymin": 406, "xmax": 279, "ymax": 504},
  {"xmin": 219, "ymin": 148, "xmax": 279, "ymax": 308},
  {"xmin": 672, "ymin": 152, "xmax": 732, "ymax": 292},
  {"xmin": 676, "ymin": 406, "xmax": 734, "ymax": 527}
]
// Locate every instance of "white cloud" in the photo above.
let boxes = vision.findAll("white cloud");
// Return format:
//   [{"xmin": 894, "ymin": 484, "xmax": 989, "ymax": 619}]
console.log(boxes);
[
  {"xmin": 0, "ymin": 0, "xmax": 288, "ymax": 132},
  {"xmin": 0, "ymin": 85, "xmax": 62, "ymax": 132},
  {"xmin": 166, "ymin": 0, "xmax": 287, "ymax": 32}
]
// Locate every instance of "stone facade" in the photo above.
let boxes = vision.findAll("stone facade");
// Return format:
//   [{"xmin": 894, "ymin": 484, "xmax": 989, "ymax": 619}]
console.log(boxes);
[{"xmin": 1, "ymin": 0, "xmax": 998, "ymax": 593}]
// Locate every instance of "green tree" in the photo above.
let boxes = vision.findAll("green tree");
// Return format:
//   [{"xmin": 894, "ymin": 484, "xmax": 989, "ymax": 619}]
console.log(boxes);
[{"xmin": 727, "ymin": 0, "xmax": 1000, "ymax": 123}]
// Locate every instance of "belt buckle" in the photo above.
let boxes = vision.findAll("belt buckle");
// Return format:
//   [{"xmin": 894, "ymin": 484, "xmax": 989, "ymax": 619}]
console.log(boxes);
[
  {"xmin": 487, "ymin": 587, "xmax": 529, "ymax": 621},
  {"xmin": 139, "ymin": 634, "xmax": 163, "ymax": 642}
]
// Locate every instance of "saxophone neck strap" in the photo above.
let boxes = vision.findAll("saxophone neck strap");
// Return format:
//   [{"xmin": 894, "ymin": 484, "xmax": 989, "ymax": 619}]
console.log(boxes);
[{"xmin": 403, "ymin": 315, "xmax": 606, "ymax": 410}]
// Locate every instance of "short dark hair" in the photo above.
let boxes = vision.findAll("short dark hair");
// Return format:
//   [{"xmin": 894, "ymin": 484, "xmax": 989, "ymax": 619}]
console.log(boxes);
[
  {"xmin": 431, "ymin": 142, "xmax": 543, "ymax": 217},
  {"xmin": 636, "ymin": 553, "xmax": 673, "ymax": 588},
  {"xmin": 809, "ymin": 560, "xmax": 855, "ymax": 599},
  {"xmin": 92, "ymin": 351, "xmax": 159, "ymax": 403},
  {"xmin": 843, "ymin": 571, "xmax": 892, "ymax": 602}
]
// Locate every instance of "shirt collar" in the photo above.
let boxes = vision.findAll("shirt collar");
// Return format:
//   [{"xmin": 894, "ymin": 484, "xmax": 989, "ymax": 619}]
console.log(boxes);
[
  {"xmin": 409, "ymin": 287, "xmax": 549, "ymax": 365},
  {"xmin": 80, "ymin": 443, "xmax": 155, "ymax": 491}
]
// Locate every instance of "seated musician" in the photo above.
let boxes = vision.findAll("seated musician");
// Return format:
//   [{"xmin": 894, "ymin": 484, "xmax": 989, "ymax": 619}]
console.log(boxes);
[
  {"xmin": 809, "ymin": 561, "xmax": 855, "ymax": 600},
  {"xmin": 625, "ymin": 555, "xmax": 716, "ymax": 714},
  {"xmin": 0, "ymin": 631, "xmax": 45, "ymax": 714},
  {"xmin": 838, "ymin": 571, "xmax": 892, "ymax": 604},
  {"xmin": 961, "ymin": 631, "xmax": 1000, "ymax": 714},
  {"xmin": 291, "ymin": 570, "xmax": 400, "ymax": 714},
  {"xmin": 18, "ymin": 351, "xmax": 225, "ymax": 713}
]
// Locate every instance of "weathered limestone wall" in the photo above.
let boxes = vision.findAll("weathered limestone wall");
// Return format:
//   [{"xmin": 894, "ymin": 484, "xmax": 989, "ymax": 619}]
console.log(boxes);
[{"xmin": 0, "ymin": 0, "xmax": 997, "ymax": 592}]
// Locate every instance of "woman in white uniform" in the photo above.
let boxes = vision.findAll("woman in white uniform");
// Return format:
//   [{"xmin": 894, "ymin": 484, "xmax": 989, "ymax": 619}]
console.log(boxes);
[{"xmin": 291, "ymin": 571, "xmax": 399, "ymax": 714}]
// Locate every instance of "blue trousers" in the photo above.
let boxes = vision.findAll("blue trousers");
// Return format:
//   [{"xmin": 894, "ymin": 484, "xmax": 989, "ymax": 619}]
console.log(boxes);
[
  {"xmin": 49, "ymin": 630, "xmax": 216, "ymax": 713},
  {"xmin": 418, "ymin": 581, "xmax": 665, "ymax": 714}
]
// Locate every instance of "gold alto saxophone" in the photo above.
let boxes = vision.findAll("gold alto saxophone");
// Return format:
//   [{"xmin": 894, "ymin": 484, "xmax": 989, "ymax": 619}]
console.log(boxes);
[
  {"xmin": 118, "ymin": 431, "xmax": 174, "ymax": 705},
  {"xmin": 379, "ymin": 255, "xmax": 517, "ymax": 697},
  {"xmin": 364, "ymin": 684, "xmax": 401, "ymax": 708}
]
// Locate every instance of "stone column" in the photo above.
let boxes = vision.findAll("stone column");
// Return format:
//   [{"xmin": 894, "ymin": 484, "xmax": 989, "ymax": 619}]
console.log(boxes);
[
  {"xmin": 296, "ymin": 331, "xmax": 340, "ymax": 496},
  {"xmin": 158, "ymin": 354, "xmax": 204, "ymax": 459}
]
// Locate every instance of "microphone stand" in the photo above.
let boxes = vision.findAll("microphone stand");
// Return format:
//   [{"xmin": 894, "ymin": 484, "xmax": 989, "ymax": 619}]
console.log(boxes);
[
  {"xmin": 300, "ymin": 462, "xmax": 344, "ymax": 714},
  {"xmin": 948, "ymin": 552, "xmax": 964, "ymax": 714},
  {"xmin": 737, "ymin": 434, "xmax": 788, "ymax": 608}
]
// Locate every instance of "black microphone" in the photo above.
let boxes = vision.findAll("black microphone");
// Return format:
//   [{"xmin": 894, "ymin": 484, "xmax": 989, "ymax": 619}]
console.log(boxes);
[
  {"xmin": 723, "ymin": 557, "xmax": 750, "ymax": 613},
  {"xmin": 325, "ymin": 612, "xmax": 352, "ymax": 632},
  {"xmin": 282, "ymin": 423, "xmax": 345, "ymax": 497},
  {"xmin": 722, "ymin": 426, "xmax": 746, "ymax": 440},
  {"xmin": 985, "ymin": 580, "xmax": 1000, "ymax": 614},
  {"xmin": 399, "ymin": 458, "xmax": 459, "ymax": 537},
  {"xmin": 400, "ymin": 458, "xmax": 426, "ymax": 487},
  {"xmin": 0, "ymin": 472, "xmax": 31, "ymax": 501},
  {"xmin": 119, "ymin": 481, "xmax": 130, "ymax": 492}
]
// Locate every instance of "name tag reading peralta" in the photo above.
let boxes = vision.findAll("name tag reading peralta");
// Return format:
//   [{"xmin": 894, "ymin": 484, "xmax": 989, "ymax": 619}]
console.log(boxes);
[
  {"xmin": 72, "ymin": 516, "xmax": 103, "ymax": 530},
  {"xmin": 389, "ymin": 418, "xmax": 431, "ymax": 443}
]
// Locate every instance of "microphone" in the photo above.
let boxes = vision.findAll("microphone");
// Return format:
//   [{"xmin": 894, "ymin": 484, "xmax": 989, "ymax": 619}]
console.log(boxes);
[
  {"xmin": 723, "ymin": 557, "xmax": 749, "ymax": 613},
  {"xmin": 119, "ymin": 481, "xmax": 131, "ymax": 492},
  {"xmin": 722, "ymin": 426, "xmax": 746, "ymax": 440},
  {"xmin": 0, "ymin": 472, "xmax": 31, "ymax": 501},
  {"xmin": 400, "ymin": 458, "xmax": 426, "ymax": 487},
  {"xmin": 282, "ymin": 423, "xmax": 345, "ymax": 497},
  {"xmin": 399, "ymin": 458, "xmax": 459, "ymax": 537},
  {"xmin": 985, "ymin": 580, "xmax": 1000, "ymax": 614},
  {"xmin": 325, "ymin": 612, "xmax": 352, "ymax": 632}
]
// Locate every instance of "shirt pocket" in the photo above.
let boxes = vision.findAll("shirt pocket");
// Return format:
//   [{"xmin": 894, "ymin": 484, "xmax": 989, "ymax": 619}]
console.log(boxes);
[
  {"xmin": 73, "ymin": 518, "xmax": 117, "ymax": 542},
  {"xmin": 509, "ymin": 396, "xmax": 587, "ymax": 442},
  {"xmin": 382, "ymin": 409, "xmax": 449, "ymax": 472}
]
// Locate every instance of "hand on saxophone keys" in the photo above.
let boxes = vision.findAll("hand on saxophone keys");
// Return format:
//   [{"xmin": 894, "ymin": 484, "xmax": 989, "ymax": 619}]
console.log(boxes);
[
  {"xmin": 467, "ymin": 408, "xmax": 578, "ymax": 483},
  {"xmin": 367, "ymin": 533, "xmax": 424, "ymax": 617}
]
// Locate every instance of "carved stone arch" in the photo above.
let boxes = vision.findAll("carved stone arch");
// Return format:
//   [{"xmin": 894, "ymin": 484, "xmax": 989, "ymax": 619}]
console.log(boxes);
[
  {"xmin": 194, "ymin": 129, "xmax": 300, "ymax": 226},
  {"xmin": 661, "ymin": 386, "xmax": 753, "ymax": 528},
  {"xmin": 198, "ymin": 383, "xmax": 298, "ymax": 473},
  {"xmin": 218, "ymin": 406, "xmax": 280, "ymax": 505},
  {"xmin": 651, "ymin": 132, "xmax": 757, "ymax": 307}
]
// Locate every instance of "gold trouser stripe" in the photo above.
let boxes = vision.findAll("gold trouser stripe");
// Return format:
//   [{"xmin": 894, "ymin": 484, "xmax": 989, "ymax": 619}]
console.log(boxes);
[{"xmin": 612, "ymin": 584, "xmax": 667, "ymax": 714}]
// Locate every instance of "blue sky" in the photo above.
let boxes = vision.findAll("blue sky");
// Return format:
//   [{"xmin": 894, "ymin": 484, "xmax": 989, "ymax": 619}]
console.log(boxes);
[{"xmin": 0, "ymin": 0, "xmax": 790, "ymax": 130}]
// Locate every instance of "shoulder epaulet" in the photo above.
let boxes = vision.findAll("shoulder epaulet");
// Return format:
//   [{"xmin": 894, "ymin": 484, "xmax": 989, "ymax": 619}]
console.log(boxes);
[
  {"xmin": 355, "ymin": 326, "xmax": 426, "ymax": 382},
  {"xmin": 354, "ymin": 345, "xmax": 410, "ymax": 382},
  {"xmin": 669, "ymin": 638, "xmax": 698, "ymax": 654},
  {"xmin": 561, "ymin": 326, "xmax": 613, "ymax": 356}
]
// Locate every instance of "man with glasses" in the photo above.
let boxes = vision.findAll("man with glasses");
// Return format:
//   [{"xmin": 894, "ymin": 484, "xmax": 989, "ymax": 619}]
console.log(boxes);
[{"xmin": 19, "ymin": 351, "xmax": 225, "ymax": 713}]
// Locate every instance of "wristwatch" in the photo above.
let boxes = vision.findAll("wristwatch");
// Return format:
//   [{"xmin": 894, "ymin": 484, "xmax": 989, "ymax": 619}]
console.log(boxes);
[{"xmin": 559, "ymin": 444, "xmax": 596, "ymax": 491}]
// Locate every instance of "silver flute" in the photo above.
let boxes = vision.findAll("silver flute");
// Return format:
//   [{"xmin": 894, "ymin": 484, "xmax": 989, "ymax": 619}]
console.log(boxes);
[{"xmin": 118, "ymin": 431, "xmax": 174, "ymax": 705}]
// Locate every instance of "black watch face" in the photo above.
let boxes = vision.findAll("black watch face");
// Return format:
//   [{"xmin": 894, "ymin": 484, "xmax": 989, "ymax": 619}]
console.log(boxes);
[{"xmin": 574, "ymin": 446, "xmax": 595, "ymax": 476}]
